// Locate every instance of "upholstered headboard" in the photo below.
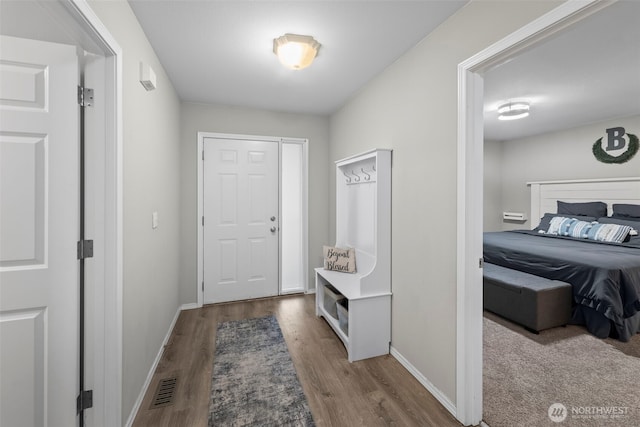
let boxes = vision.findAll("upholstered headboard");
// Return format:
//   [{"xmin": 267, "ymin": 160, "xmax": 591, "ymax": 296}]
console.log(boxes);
[{"xmin": 527, "ymin": 177, "xmax": 640, "ymax": 229}]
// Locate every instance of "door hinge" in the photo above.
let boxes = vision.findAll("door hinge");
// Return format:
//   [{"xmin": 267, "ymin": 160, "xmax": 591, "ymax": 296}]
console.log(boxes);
[
  {"xmin": 479, "ymin": 257, "xmax": 484, "ymax": 268},
  {"xmin": 202, "ymin": 151, "xmax": 204, "ymax": 161},
  {"xmin": 77, "ymin": 86, "xmax": 94, "ymax": 107},
  {"xmin": 202, "ymin": 216, "xmax": 204, "ymax": 226},
  {"xmin": 202, "ymin": 281, "xmax": 204, "ymax": 292},
  {"xmin": 77, "ymin": 389, "xmax": 93, "ymax": 413},
  {"xmin": 77, "ymin": 240, "xmax": 94, "ymax": 260}
]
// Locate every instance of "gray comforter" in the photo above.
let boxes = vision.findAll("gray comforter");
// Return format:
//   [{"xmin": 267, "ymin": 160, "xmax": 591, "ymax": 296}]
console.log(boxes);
[{"xmin": 483, "ymin": 230, "xmax": 640, "ymax": 341}]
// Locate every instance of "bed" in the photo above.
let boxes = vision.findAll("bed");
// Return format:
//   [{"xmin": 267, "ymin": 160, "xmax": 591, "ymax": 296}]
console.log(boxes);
[{"xmin": 483, "ymin": 177, "xmax": 640, "ymax": 341}]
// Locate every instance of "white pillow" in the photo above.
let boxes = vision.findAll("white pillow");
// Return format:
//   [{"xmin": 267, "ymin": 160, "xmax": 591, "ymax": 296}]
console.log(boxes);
[{"xmin": 587, "ymin": 223, "xmax": 633, "ymax": 243}]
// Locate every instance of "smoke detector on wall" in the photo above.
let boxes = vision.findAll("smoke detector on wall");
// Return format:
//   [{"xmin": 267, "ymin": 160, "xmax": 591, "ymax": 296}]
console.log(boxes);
[{"xmin": 140, "ymin": 61, "xmax": 157, "ymax": 91}]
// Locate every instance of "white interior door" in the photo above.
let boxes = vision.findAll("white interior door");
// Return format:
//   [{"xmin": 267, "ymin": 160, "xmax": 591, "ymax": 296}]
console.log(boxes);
[
  {"xmin": 203, "ymin": 137, "xmax": 279, "ymax": 303},
  {"xmin": 0, "ymin": 35, "xmax": 79, "ymax": 426}
]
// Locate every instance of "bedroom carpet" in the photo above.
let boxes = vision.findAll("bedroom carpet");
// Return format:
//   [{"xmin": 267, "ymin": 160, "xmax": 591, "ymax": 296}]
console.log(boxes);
[
  {"xmin": 483, "ymin": 312, "xmax": 640, "ymax": 427},
  {"xmin": 208, "ymin": 315, "xmax": 314, "ymax": 427}
]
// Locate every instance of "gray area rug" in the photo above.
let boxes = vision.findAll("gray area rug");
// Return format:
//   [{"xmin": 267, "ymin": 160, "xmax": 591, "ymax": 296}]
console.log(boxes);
[
  {"xmin": 209, "ymin": 315, "xmax": 314, "ymax": 426},
  {"xmin": 484, "ymin": 312, "xmax": 640, "ymax": 427}
]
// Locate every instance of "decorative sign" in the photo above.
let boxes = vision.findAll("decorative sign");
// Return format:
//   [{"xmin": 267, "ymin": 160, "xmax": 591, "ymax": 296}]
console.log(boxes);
[
  {"xmin": 592, "ymin": 127, "xmax": 638, "ymax": 164},
  {"xmin": 323, "ymin": 246, "xmax": 357, "ymax": 273}
]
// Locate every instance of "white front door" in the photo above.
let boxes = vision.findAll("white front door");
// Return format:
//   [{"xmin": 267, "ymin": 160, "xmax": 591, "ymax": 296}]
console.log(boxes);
[
  {"xmin": 203, "ymin": 137, "xmax": 279, "ymax": 303},
  {"xmin": 0, "ymin": 35, "xmax": 79, "ymax": 426}
]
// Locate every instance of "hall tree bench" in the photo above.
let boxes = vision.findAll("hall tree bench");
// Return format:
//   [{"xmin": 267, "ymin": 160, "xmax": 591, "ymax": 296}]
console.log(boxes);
[{"xmin": 316, "ymin": 149, "xmax": 392, "ymax": 362}]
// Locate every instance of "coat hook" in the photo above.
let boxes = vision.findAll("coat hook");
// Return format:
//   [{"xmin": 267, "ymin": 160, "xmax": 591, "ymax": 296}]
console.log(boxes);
[{"xmin": 361, "ymin": 168, "xmax": 371, "ymax": 181}]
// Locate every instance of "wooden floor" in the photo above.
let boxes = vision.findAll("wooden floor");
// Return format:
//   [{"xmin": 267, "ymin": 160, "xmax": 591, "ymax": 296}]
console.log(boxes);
[{"xmin": 132, "ymin": 294, "xmax": 462, "ymax": 427}]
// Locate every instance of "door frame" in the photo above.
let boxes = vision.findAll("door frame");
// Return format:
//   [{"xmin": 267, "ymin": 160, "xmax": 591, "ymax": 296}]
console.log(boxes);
[
  {"xmin": 279, "ymin": 137, "xmax": 309, "ymax": 295},
  {"xmin": 197, "ymin": 132, "xmax": 309, "ymax": 307},
  {"xmin": 455, "ymin": 0, "xmax": 612, "ymax": 424},
  {"xmin": 61, "ymin": 1, "xmax": 123, "ymax": 425}
]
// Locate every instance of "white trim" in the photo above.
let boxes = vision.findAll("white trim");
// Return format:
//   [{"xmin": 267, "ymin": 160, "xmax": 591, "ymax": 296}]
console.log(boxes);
[
  {"xmin": 197, "ymin": 133, "xmax": 204, "ymax": 307},
  {"xmin": 197, "ymin": 132, "xmax": 309, "ymax": 306},
  {"xmin": 456, "ymin": 67, "xmax": 484, "ymax": 426},
  {"xmin": 456, "ymin": 1, "xmax": 608, "ymax": 425},
  {"xmin": 63, "ymin": 1, "xmax": 123, "ymax": 425},
  {"xmin": 335, "ymin": 148, "xmax": 391, "ymax": 165},
  {"xmin": 303, "ymin": 139, "xmax": 309, "ymax": 291},
  {"xmin": 180, "ymin": 302, "xmax": 199, "ymax": 311},
  {"xmin": 527, "ymin": 176, "xmax": 640, "ymax": 185},
  {"xmin": 280, "ymin": 138, "xmax": 309, "ymax": 295},
  {"xmin": 390, "ymin": 346, "xmax": 457, "ymax": 417},
  {"xmin": 124, "ymin": 304, "xmax": 188, "ymax": 427}
]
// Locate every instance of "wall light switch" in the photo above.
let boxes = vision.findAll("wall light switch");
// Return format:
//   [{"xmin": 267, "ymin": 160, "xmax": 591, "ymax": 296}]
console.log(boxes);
[{"xmin": 152, "ymin": 211, "xmax": 159, "ymax": 229}]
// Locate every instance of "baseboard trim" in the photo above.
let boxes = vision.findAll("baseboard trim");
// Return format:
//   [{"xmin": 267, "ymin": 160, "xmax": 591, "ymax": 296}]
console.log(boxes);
[
  {"xmin": 125, "ymin": 304, "xmax": 185, "ymax": 427},
  {"xmin": 390, "ymin": 346, "xmax": 458, "ymax": 419}
]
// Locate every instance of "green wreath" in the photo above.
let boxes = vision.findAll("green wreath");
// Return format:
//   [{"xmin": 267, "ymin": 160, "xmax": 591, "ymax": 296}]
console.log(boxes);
[{"xmin": 592, "ymin": 133, "xmax": 639, "ymax": 164}]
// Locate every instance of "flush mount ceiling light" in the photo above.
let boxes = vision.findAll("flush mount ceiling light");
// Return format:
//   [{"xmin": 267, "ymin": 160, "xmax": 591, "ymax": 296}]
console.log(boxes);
[
  {"xmin": 273, "ymin": 33, "xmax": 321, "ymax": 70},
  {"xmin": 497, "ymin": 101, "xmax": 530, "ymax": 121}
]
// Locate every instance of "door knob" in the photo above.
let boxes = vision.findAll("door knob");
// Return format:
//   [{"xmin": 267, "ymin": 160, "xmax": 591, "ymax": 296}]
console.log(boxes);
[
  {"xmin": 270, "ymin": 226, "xmax": 277, "ymax": 232},
  {"xmin": 270, "ymin": 216, "xmax": 276, "ymax": 221}
]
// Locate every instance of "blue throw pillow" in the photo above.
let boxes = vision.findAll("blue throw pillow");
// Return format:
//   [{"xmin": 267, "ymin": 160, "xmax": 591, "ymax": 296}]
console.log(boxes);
[
  {"xmin": 536, "ymin": 213, "xmax": 596, "ymax": 232},
  {"xmin": 546, "ymin": 217, "xmax": 594, "ymax": 238},
  {"xmin": 565, "ymin": 219, "xmax": 594, "ymax": 238}
]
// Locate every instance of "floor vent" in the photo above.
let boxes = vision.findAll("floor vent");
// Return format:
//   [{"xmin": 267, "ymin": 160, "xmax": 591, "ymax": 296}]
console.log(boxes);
[{"xmin": 150, "ymin": 377, "xmax": 177, "ymax": 409}]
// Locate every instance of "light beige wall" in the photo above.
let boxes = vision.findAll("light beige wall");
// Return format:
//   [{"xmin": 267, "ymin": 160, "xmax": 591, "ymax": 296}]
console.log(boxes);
[
  {"xmin": 484, "ymin": 140, "xmax": 503, "ymax": 231},
  {"xmin": 88, "ymin": 1, "xmax": 182, "ymax": 422},
  {"xmin": 499, "ymin": 115, "xmax": 640, "ymax": 230},
  {"xmin": 179, "ymin": 103, "xmax": 330, "ymax": 303},
  {"xmin": 329, "ymin": 0, "xmax": 561, "ymax": 403}
]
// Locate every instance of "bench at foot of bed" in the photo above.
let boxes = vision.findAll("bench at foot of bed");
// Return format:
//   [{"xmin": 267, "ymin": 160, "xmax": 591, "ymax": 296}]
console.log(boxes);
[{"xmin": 483, "ymin": 263, "xmax": 572, "ymax": 333}]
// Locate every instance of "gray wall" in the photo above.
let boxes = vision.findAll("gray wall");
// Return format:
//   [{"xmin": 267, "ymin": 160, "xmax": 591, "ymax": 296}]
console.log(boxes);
[
  {"xmin": 179, "ymin": 103, "xmax": 330, "ymax": 304},
  {"xmin": 88, "ymin": 1, "xmax": 182, "ymax": 422},
  {"xmin": 329, "ymin": 0, "xmax": 560, "ymax": 404},
  {"xmin": 487, "ymin": 115, "xmax": 640, "ymax": 230}
]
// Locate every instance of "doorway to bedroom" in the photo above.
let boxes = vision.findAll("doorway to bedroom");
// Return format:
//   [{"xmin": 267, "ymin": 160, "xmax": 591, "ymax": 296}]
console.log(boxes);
[{"xmin": 466, "ymin": 1, "xmax": 640, "ymax": 426}]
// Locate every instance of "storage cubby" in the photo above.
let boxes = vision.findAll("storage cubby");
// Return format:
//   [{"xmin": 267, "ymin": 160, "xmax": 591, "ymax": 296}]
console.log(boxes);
[{"xmin": 315, "ymin": 149, "xmax": 391, "ymax": 362}]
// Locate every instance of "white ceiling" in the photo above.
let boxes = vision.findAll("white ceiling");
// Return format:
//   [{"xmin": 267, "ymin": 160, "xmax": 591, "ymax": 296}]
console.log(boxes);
[
  {"xmin": 128, "ymin": 0, "xmax": 639, "ymax": 141},
  {"xmin": 483, "ymin": 0, "xmax": 640, "ymax": 141},
  {"xmin": 127, "ymin": 0, "xmax": 467, "ymax": 115},
  {"xmin": 2, "ymin": 1, "xmax": 637, "ymax": 142}
]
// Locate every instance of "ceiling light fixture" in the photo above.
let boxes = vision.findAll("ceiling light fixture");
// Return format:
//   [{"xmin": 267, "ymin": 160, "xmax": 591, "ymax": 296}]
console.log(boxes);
[
  {"xmin": 273, "ymin": 33, "xmax": 321, "ymax": 70},
  {"xmin": 497, "ymin": 101, "xmax": 530, "ymax": 120}
]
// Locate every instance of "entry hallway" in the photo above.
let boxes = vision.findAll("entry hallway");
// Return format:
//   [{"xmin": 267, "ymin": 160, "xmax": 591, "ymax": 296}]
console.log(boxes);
[{"xmin": 133, "ymin": 294, "xmax": 462, "ymax": 426}]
